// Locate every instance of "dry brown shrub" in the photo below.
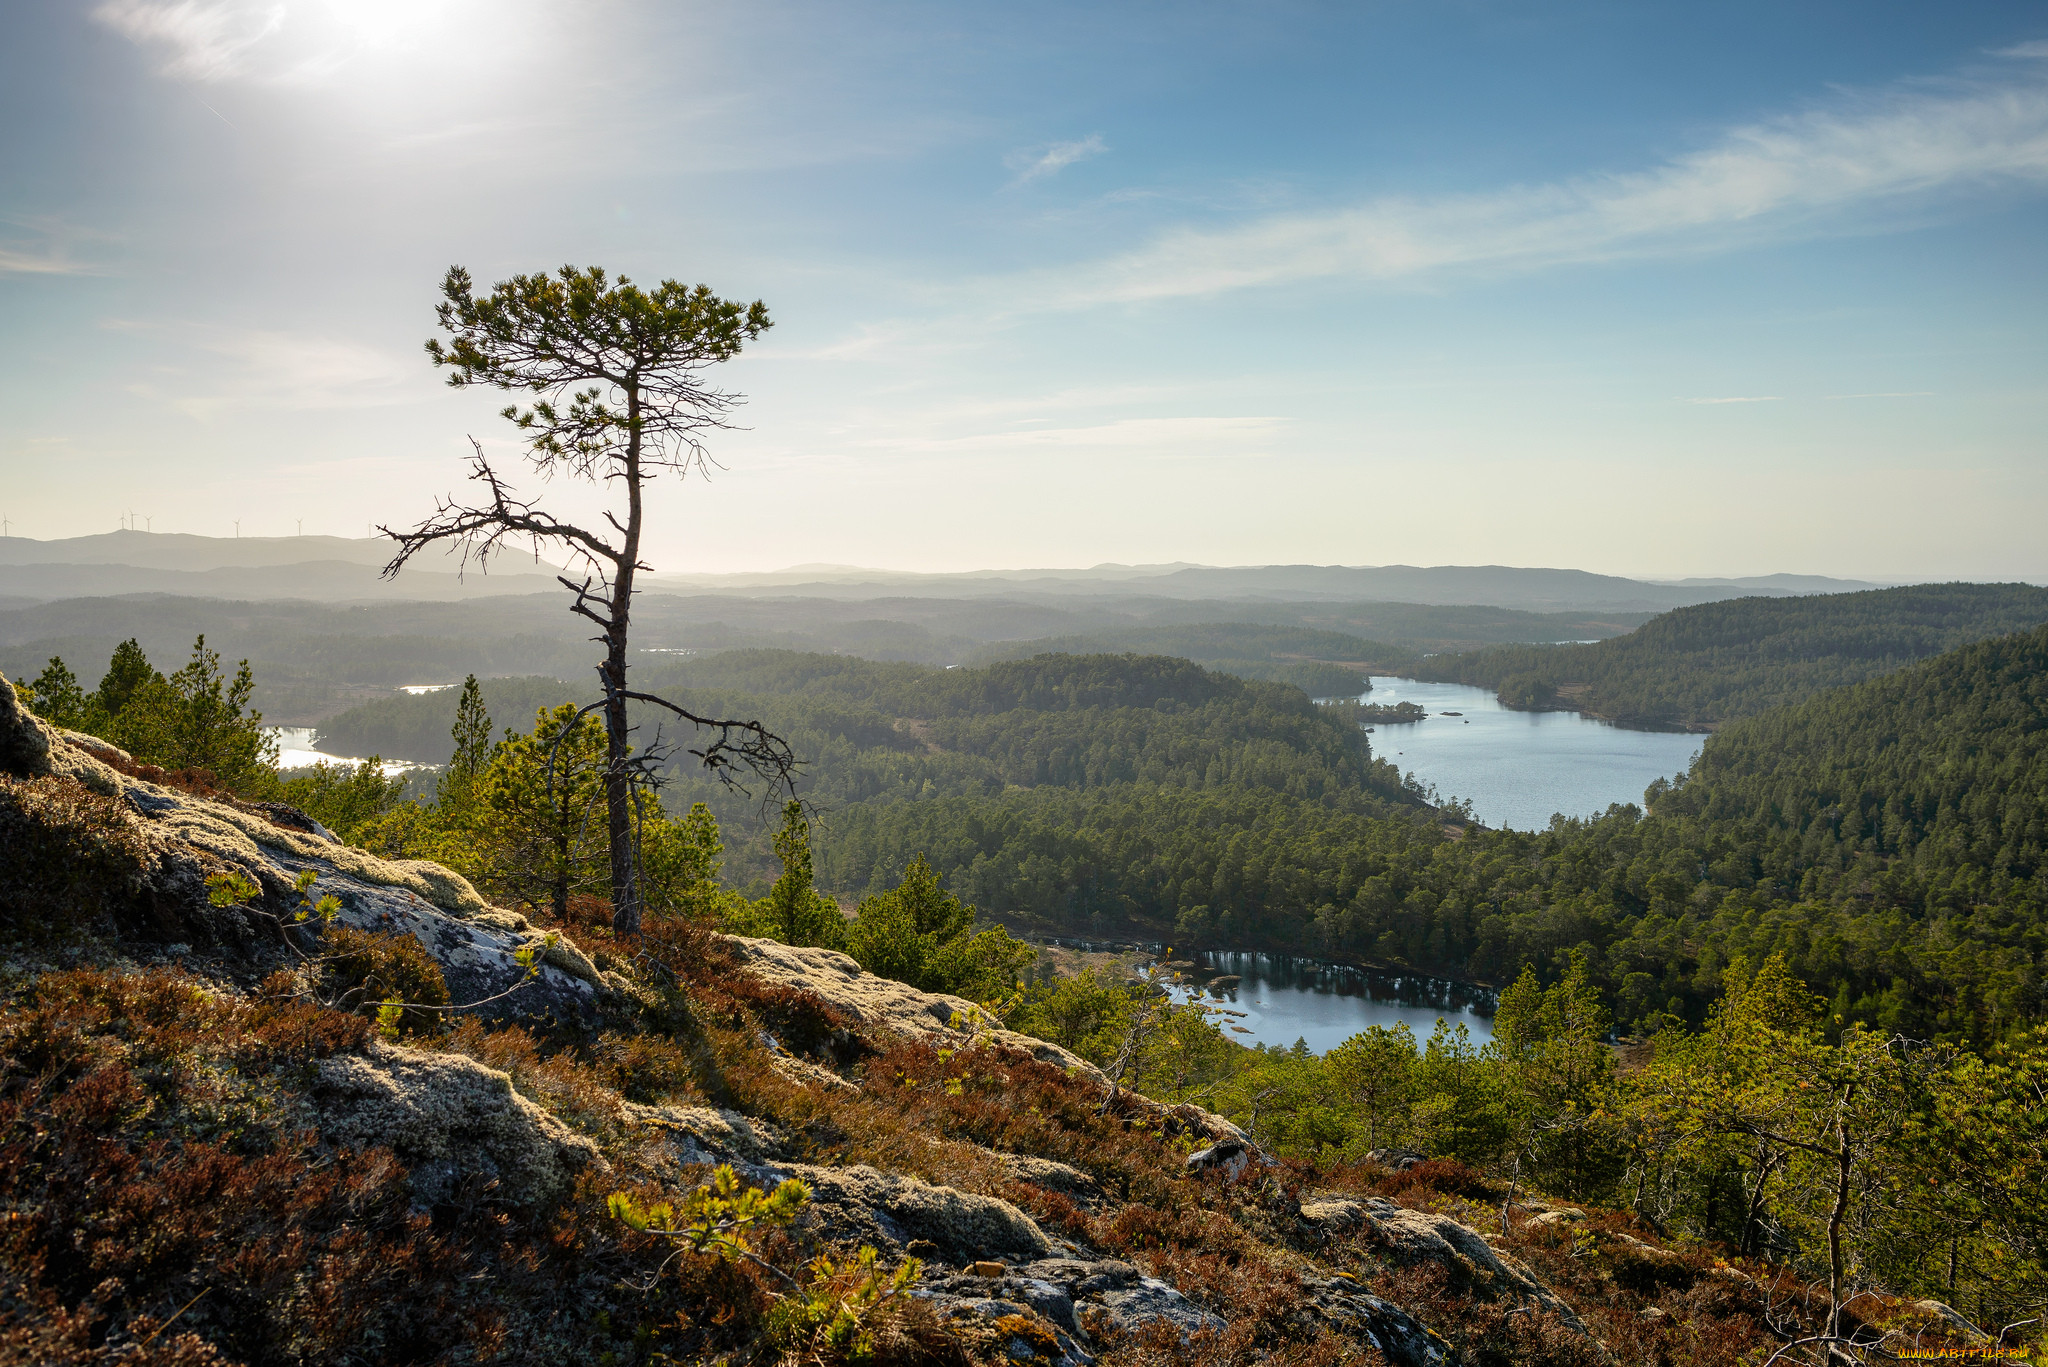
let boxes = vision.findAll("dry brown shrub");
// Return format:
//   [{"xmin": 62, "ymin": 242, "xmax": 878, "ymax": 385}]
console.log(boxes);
[
  {"xmin": 1090, "ymin": 1317, "xmax": 1374, "ymax": 1367},
  {"xmin": 317, "ymin": 925, "xmax": 450, "ymax": 1034},
  {"xmin": 1370, "ymin": 1158, "xmax": 1496, "ymax": 1202},
  {"xmin": 0, "ymin": 774, "xmax": 155, "ymax": 945}
]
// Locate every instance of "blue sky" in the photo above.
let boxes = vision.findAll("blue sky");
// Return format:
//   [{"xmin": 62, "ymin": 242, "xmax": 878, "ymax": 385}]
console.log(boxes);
[{"xmin": 2, "ymin": 1, "xmax": 2044, "ymax": 579}]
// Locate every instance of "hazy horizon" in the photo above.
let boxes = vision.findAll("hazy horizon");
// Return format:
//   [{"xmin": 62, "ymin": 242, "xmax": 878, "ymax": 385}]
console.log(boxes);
[{"xmin": 3, "ymin": 2, "xmax": 2044, "ymax": 581}]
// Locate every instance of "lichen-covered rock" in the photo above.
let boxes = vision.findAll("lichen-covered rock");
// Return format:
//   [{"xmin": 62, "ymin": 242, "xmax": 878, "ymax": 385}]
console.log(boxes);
[
  {"xmin": 914, "ymin": 1256, "xmax": 1226, "ymax": 1365},
  {"xmin": 999, "ymin": 1154, "xmax": 1103, "ymax": 1205},
  {"xmin": 0, "ymin": 676, "xmax": 54, "ymax": 777},
  {"xmin": 313, "ymin": 1042, "xmax": 601, "ymax": 1206},
  {"xmin": 625, "ymin": 1102, "xmax": 786, "ymax": 1166},
  {"xmin": 1904, "ymin": 1300, "xmax": 1988, "ymax": 1342},
  {"xmin": 1360, "ymin": 1197, "xmax": 1592, "ymax": 1336},
  {"xmin": 720, "ymin": 935, "xmax": 1250, "ymax": 1149},
  {"xmin": 722, "ymin": 934, "xmax": 1075, "ymax": 1056},
  {"xmin": 1300, "ymin": 1275, "xmax": 1451, "ymax": 1367},
  {"xmin": 0, "ymin": 677, "xmax": 609, "ymax": 1028},
  {"xmin": 1300, "ymin": 1196, "xmax": 1368, "ymax": 1233},
  {"xmin": 780, "ymin": 1163, "xmax": 1055, "ymax": 1266},
  {"xmin": 1090, "ymin": 1275, "xmax": 1227, "ymax": 1340},
  {"xmin": 1184, "ymin": 1138, "xmax": 1252, "ymax": 1180}
]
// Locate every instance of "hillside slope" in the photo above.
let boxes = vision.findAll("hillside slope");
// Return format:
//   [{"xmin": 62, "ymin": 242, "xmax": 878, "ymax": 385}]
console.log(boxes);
[
  {"xmin": 1411, "ymin": 582, "xmax": 2048, "ymax": 729},
  {"xmin": 4, "ymin": 670, "xmax": 1874, "ymax": 1367}
]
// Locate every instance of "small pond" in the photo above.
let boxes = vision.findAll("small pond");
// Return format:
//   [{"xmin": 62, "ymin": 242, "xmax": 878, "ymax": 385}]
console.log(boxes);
[{"xmin": 1165, "ymin": 950, "xmax": 1494, "ymax": 1054}]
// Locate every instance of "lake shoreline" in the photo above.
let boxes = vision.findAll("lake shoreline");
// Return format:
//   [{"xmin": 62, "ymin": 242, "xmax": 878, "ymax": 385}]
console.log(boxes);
[{"xmin": 1381, "ymin": 674, "xmax": 1718, "ymax": 734}]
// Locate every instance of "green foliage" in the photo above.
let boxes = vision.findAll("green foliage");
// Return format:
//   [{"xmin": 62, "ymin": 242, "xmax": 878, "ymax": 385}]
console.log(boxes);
[
  {"xmin": 639, "ymin": 800, "xmax": 732, "ymax": 920},
  {"xmin": 426, "ymin": 265, "xmax": 771, "ymax": 453},
  {"xmin": 130, "ymin": 635, "xmax": 276, "ymax": 789},
  {"xmin": 34, "ymin": 637, "xmax": 278, "ymax": 792},
  {"xmin": 94, "ymin": 637, "xmax": 156, "ymax": 718},
  {"xmin": 436, "ymin": 673, "xmax": 493, "ymax": 814},
  {"xmin": 745, "ymin": 800, "xmax": 846, "ymax": 949},
  {"xmin": 763, "ymin": 1248, "xmax": 924, "ymax": 1366},
  {"xmin": 206, "ymin": 869, "xmax": 260, "ymax": 907},
  {"xmin": 473, "ymin": 703, "xmax": 611, "ymax": 920},
  {"xmin": 27, "ymin": 656, "xmax": 87, "ymax": 729},
  {"xmin": 840, "ymin": 853, "xmax": 1032, "ymax": 999},
  {"xmin": 1011, "ymin": 967, "xmax": 1131, "ymax": 1055},
  {"xmin": 1493, "ymin": 952, "xmax": 1619, "ymax": 1195},
  {"xmin": 1325, "ymin": 1022, "xmax": 1418, "ymax": 1150},
  {"xmin": 607, "ymin": 1163, "xmax": 809, "ymax": 1264},
  {"xmin": 1415, "ymin": 582, "xmax": 2048, "ymax": 728},
  {"xmin": 277, "ymin": 758, "xmax": 408, "ymax": 841}
]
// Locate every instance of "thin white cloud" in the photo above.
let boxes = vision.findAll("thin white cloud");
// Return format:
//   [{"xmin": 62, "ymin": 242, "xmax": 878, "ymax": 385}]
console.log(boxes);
[
  {"xmin": 0, "ymin": 217, "xmax": 114, "ymax": 275},
  {"xmin": 1686, "ymin": 396, "xmax": 1782, "ymax": 405},
  {"xmin": 871, "ymin": 415, "xmax": 1283, "ymax": 452},
  {"xmin": 110, "ymin": 323, "xmax": 417, "ymax": 417},
  {"xmin": 0, "ymin": 246, "xmax": 94, "ymax": 275},
  {"xmin": 93, "ymin": 1, "xmax": 285, "ymax": 82},
  {"xmin": 1008, "ymin": 133, "xmax": 1108, "ymax": 184},
  {"xmin": 1021, "ymin": 60, "xmax": 2048, "ymax": 306}
]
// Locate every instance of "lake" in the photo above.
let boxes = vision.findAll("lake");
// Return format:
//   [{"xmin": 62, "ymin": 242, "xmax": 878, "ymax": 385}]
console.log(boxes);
[
  {"xmin": 1161, "ymin": 951, "xmax": 1492, "ymax": 1053},
  {"xmin": 1360, "ymin": 676, "xmax": 1706, "ymax": 831},
  {"xmin": 266, "ymin": 726, "xmax": 419, "ymax": 777}
]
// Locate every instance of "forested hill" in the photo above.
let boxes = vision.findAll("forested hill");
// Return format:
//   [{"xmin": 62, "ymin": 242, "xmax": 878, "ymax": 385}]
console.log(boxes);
[
  {"xmin": 1410, "ymin": 581, "xmax": 2048, "ymax": 729},
  {"xmin": 1653, "ymin": 620, "xmax": 2048, "ymax": 907},
  {"xmin": 319, "ymin": 648, "xmax": 1421, "ymax": 821},
  {"xmin": 1320, "ymin": 621, "xmax": 2048, "ymax": 1044},
  {"xmin": 963, "ymin": 622, "xmax": 1415, "ymax": 696},
  {"xmin": 310, "ymin": 631, "xmax": 2048, "ymax": 1043}
]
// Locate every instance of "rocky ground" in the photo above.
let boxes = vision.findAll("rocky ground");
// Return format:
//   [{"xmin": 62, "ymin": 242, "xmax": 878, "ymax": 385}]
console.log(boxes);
[{"xmin": 0, "ymin": 673, "xmax": 1988, "ymax": 1365}]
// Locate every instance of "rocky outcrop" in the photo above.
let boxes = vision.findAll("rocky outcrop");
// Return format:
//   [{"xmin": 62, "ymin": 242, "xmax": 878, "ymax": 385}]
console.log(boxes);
[
  {"xmin": 720, "ymin": 935, "xmax": 1252, "ymax": 1150},
  {"xmin": 312, "ymin": 1042, "xmax": 602, "ymax": 1207},
  {"xmin": 1000, "ymin": 1154, "xmax": 1105, "ymax": 1206},
  {"xmin": 1307, "ymin": 1195, "xmax": 1593, "ymax": 1337},
  {"xmin": 722, "ymin": 935, "xmax": 1095, "ymax": 1072},
  {"xmin": 0, "ymin": 675, "xmax": 607, "ymax": 1029},
  {"xmin": 1299, "ymin": 1275, "xmax": 1452, "ymax": 1366},
  {"xmin": 913, "ymin": 1257, "xmax": 1224, "ymax": 1367},
  {"xmin": 626, "ymin": 1101, "xmax": 788, "ymax": 1167},
  {"xmin": 780, "ymin": 1163, "xmax": 1057, "ymax": 1266}
]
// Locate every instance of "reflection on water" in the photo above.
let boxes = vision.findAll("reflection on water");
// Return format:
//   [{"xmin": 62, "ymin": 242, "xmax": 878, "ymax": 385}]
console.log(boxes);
[
  {"xmin": 1167, "ymin": 950, "xmax": 1493, "ymax": 1055},
  {"xmin": 265, "ymin": 726, "xmax": 419, "ymax": 777},
  {"xmin": 1362, "ymin": 676, "xmax": 1705, "ymax": 831}
]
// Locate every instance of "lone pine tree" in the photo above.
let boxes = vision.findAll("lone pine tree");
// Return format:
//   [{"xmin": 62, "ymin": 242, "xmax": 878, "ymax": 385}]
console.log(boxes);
[{"xmin": 383, "ymin": 265, "xmax": 797, "ymax": 935}]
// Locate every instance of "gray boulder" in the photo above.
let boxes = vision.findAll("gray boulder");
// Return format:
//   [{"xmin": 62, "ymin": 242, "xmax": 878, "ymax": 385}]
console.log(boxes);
[
  {"xmin": 781, "ymin": 1164, "xmax": 1056, "ymax": 1266},
  {"xmin": 312, "ymin": 1042, "xmax": 602, "ymax": 1208}
]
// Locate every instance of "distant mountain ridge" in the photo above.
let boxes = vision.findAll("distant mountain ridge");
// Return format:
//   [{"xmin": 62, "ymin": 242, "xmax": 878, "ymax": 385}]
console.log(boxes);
[{"xmin": 0, "ymin": 532, "xmax": 1894, "ymax": 611}]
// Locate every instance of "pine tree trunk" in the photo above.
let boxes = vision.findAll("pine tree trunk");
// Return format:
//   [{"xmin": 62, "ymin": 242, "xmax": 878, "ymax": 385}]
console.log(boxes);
[{"xmin": 607, "ymin": 396, "xmax": 646, "ymax": 937}]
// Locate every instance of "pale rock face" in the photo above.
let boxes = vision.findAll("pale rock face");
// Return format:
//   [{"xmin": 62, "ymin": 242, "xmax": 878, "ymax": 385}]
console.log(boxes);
[
  {"xmin": 718, "ymin": 934, "xmax": 1252, "ymax": 1150},
  {"xmin": 312, "ymin": 1042, "xmax": 602, "ymax": 1207},
  {"xmin": 0, "ymin": 672, "xmax": 608, "ymax": 1029},
  {"xmin": 1909, "ymin": 1300, "xmax": 1988, "ymax": 1342},
  {"xmin": 624, "ymin": 1102, "xmax": 787, "ymax": 1166},
  {"xmin": 999, "ymin": 1154, "xmax": 1104, "ymax": 1205},
  {"xmin": 779, "ymin": 1163, "xmax": 1056, "ymax": 1266},
  {"xmin": 1356, "ymin": 1198, "xmax": 1596, "ymax": 1339}
]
